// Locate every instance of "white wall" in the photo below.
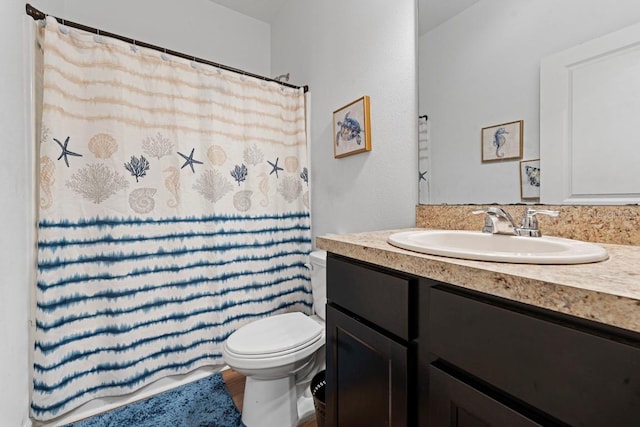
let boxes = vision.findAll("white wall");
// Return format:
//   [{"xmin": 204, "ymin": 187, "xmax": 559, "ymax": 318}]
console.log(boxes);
[
  {"xmin": 271, "ymin": 0, "xmax": 419, "ymax": 242},
  {"xmin": 1, "ymin": 2, "xmax": 271, "ymax": 425},
  {"xmin": 420, "ymin": 0, "xmax": 640, "ymax": 204},
  {"xmin": 0, "ymin": 1, "xmax": 32, "ymax": 425},
  {"xmin": 28, "ymin": 0, "xmax": 272, "ymax": 75}
]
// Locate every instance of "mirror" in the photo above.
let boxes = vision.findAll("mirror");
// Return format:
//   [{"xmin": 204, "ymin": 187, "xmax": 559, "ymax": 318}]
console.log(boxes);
[
  {"xmin": 540, "ymin": 20, "xmax": 640, "ymax": 205},
  {"xmin": 418, "ymin": 0, "xmax": 640, "ymax": 205}
]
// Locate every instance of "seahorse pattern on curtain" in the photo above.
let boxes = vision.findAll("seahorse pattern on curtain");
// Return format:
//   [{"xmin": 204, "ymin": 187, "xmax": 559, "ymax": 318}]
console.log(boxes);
[{"xmin": 33, "ymin": 17, "xmax": 312, "ymax": 420}]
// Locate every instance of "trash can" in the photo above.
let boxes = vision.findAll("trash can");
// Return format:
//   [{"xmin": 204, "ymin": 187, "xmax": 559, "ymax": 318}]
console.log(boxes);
[{"xmin": 310, "ymin": 370, "xmax": 326, "ymax": 427}]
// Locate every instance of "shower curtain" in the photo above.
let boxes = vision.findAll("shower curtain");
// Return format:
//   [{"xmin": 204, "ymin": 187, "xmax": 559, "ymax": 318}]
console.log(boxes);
[
  {"xmin": 418, "ymin": 116, "xmax": 430, "ymax": 203},
  {"xmin": 32, "ymin": 17, "xmax": 312, "ymax": 420}
]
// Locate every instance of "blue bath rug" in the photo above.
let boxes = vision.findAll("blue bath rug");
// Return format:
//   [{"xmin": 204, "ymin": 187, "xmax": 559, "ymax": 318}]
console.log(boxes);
[{"xmin": 66, "ymin": 373, "xmax": 245, "ymax": 427}]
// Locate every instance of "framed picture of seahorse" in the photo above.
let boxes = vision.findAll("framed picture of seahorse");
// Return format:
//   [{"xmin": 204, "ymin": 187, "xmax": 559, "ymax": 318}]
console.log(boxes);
[
  {"xmin": 520, "ymin": 158, "xmax": 541, "ymax": 199},
  {"xmin": 333, "ymin": 95, "xmax": 372, "ymax": 158},
  {"xmin": 481, "ymin": 120, "xmax": 523, "ymax": 162}
]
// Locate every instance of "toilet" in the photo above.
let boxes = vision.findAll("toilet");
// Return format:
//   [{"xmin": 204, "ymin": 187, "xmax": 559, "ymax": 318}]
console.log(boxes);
[{"xmin": 222, "ymin": 250, "xmax": 327, "ymax": 427}]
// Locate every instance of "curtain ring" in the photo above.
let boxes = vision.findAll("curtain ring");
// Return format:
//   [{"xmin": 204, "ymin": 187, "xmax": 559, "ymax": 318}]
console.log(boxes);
[
  {"xmin": 59, "ymin": 19, "xmax": 70, "ymax": 34},
  {"xmin": 94, "ymin": 28, "xmax": 104, "ymax": 43}
]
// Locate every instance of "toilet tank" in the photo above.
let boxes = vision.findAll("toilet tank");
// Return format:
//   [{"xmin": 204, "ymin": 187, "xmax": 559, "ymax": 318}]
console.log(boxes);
[{"xmin": 308, "ymin": 250, "xmax": 327, "ymax": 320}]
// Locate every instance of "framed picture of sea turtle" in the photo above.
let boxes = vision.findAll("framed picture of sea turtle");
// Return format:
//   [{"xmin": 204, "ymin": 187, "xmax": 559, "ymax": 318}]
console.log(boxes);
[
  {"xmin": 333, "ymin": 95, "xmax": 371, "ymax": 158},
  {"xmin": 481, "ymin": 120, "xmax": 523, "ymax": 162},
  {"xmin": 520, "ymin": 158, "xmax": 541, "ymax": 199}
]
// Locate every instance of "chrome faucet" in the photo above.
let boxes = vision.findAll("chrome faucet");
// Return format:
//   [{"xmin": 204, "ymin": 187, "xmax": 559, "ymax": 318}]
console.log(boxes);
[
  {"xmin": 472, "ymin": 207, "xmax": 517, "ymax": 235},
  {"xmin": 472, "ymin": 207, "xmax": 559, "ymax": 237},
  {"xmin": 516, "ymin": 208, "xmax": 559, "ymax": 237}
]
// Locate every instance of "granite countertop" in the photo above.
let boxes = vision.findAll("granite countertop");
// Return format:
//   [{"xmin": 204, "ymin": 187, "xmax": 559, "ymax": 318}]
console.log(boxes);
[{"xmin": 316, "ymin": 229, "xmax": 640, "ymax": 334}]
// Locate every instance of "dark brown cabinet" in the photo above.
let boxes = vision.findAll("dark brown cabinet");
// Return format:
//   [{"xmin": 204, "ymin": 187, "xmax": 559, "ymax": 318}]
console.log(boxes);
[
  {"xmin": 325, "ymin": 254, "xmax": 419, "ymax": 426},
  {"xmin": 427, "ymin": 285, "xmax": 640, "ymax": 427},
  {"xmin": 325, "ymin": 253, "xmax": 640, "ymax": 427},
  {"xmin": 326, "ymin": 305, "xmax": 409, "ymax": 426},
  {"xmin": 428, "ymin": 365, "xmax": 542, "ymax": 427}
]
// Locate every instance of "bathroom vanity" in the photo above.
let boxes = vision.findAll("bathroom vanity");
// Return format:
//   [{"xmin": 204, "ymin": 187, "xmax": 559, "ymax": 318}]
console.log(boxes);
[{"xmin": 318, "ymin": 229, "xmax": 640, "ymax": 427}]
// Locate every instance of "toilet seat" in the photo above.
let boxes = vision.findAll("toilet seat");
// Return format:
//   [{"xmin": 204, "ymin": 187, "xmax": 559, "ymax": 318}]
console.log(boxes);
[
  {"xmin": 225, "ymin": 312, "xmax": 323, "ymax": 357},
  {"xmin": 224, "ymin": 333, "xmax": 324, "ymax": 360},
  {"xmin": 223, "ymin": 312, "xmax": 325, "ymax": 370}
]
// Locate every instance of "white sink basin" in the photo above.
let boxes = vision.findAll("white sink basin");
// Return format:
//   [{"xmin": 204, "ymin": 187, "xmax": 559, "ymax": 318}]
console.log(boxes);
[{"xmin": 387, "ymin": 230, "xmax": 608, "ymax": 264}]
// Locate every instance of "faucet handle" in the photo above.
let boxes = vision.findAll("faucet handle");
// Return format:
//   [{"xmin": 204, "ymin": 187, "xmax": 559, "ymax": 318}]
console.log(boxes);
[
  {"xmin": 525, "ymin": 208, "xmax": 559, "ymax": 217},
  {"xmin": 521, "ymin": 208, "xmax": 559, "ymax": 225},
  {"xmin": 471, "ymin": 207, "xmax": 516, "ymax": 234},
  {"xmin": 472, "ymin": 207, "xmax": 516, "ymax": 223},
  {"xmin": 517, "ymin": 208, "xmax": 559, "ymax": 237},
  {"xmin": 472, "ymin": 209, "xmax": 496, "ymax": 233}
]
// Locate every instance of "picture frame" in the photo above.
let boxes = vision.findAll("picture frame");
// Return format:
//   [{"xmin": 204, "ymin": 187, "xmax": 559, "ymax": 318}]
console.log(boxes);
[
  {"xmin": 520, "ymin": 159, "xmax": 541, "ymax": 200},
  {"xmin": 481, "ymin": 120, "xmax": 523, "ymax": 162},
  {"xmin": 333, "ymin": 95, "xmax": 371, "ymax": 158}
]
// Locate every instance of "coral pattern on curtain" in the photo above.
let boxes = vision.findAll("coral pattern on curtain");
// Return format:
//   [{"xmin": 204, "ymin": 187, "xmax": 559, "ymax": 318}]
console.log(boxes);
[{"xmin": 33, "ymin": 17, "xmax": 311, "ymax": 420}]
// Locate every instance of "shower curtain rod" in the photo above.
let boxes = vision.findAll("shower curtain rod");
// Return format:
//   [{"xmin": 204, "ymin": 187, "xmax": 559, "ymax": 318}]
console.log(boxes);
[{"xmin": 25, "ymin": 3, "xmax": 309, "ymax": 93}]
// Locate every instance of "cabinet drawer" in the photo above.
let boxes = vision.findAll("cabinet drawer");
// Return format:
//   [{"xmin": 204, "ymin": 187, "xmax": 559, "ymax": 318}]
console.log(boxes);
[
  {"xmin": 327, "ymin": 255, "xmax": 415, "ymax": 340},
  {"xmin": 429, "ymin": 286, "xmax": 640, "ymax": 427},
  {"xmin": 429, "ymin": 364, "xmax": 542, "ymax": 427}
]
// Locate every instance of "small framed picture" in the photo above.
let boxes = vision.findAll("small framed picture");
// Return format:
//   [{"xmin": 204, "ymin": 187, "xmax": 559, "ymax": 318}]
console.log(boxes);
[
  {"xmin": 333, "ymin": 96, "xmax": 371, "ymax": 158},
  {"xmin": 481, "ymin": 120, "xmax": 523, "ymax": 162},
  {"xmin": 520, "ymin": 159, "xmax": 541, "ymax": 199}
]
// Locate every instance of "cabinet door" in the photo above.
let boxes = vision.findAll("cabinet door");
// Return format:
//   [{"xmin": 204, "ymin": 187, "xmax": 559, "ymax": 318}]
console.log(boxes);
[
  {"xmin": 326, "ymin": 305, "xmax": 409, "ymax": 427},
  {"xmin": 429, "ymin": 286, "xmax": 640, "ymax": 426},
  {"xmin": 429, "ymin": 365, "xmax": 542, "ymax": 427}
]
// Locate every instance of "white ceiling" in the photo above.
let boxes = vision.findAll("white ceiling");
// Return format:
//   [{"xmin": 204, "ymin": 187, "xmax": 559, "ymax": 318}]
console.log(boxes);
[
  {"xmin": 208, "ymin": 0, "xmax": 289, "ymax": 23},
  {"xmin": 208, "ymin": 0, "xmax": 480, "ymax": 35},
  {"xmin": 419, "ymin": 0, "xmax": 480, "ymax": 35}
]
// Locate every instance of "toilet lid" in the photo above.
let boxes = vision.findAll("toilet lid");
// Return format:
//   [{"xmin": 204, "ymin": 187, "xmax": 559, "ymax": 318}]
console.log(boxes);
[{"xmin": 226, "ymin": 312, "xmax": 323, "ymax": 356}]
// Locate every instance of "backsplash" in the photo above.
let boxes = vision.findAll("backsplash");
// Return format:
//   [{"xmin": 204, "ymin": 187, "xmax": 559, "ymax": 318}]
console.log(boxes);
[{"xmin": 416, "ymin": 205, "xmax": 640, "ymax": 246}]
